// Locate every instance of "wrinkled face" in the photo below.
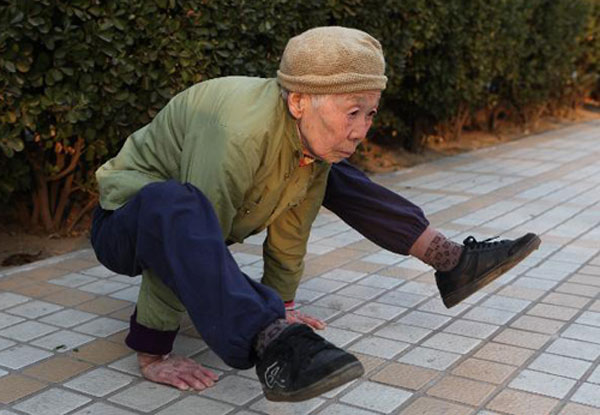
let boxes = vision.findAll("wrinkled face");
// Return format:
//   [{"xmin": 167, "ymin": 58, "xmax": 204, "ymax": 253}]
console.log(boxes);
[{"xmin": 287, "ymin": 90, "xmax": 381, "ymax": 163}]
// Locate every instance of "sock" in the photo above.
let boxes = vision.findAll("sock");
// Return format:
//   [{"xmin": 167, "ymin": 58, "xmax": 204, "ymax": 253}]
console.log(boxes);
[
  {"xmin": 254, "ymin": 318, "xmax": 290, "ymax": 359},
  {"xmin": 409, "ymin": 227, "xmax": 463, "ymax": 272}
]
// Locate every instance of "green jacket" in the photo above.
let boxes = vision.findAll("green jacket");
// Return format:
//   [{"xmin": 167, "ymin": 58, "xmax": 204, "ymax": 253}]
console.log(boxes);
[{"xmin": 96, "ymin": 77, "xmax": 331, "ymax": 331}]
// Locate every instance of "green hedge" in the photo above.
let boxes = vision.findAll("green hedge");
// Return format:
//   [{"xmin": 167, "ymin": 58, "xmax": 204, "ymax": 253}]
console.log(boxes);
[{"xmin": 1, "ymin": 0, "xmax": 599, "ymax": 230}]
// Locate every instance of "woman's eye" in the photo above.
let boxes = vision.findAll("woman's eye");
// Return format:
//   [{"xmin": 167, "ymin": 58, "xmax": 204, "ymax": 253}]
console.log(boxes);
[{"xmin": 349, "ymin": 111, "xmax": 359, "ymax": 118}]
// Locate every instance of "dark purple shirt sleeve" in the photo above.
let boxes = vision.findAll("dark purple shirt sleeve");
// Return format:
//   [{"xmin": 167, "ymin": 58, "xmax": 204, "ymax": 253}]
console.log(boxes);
[{"xmin": 323, "ymin": 160, "xmax": 429, "ymax": 255}]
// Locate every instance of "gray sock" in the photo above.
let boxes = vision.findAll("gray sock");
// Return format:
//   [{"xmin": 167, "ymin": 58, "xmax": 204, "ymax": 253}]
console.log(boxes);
[{"xmin": 254, "ymin": 318, "xmax": 290, "ymax": 359}]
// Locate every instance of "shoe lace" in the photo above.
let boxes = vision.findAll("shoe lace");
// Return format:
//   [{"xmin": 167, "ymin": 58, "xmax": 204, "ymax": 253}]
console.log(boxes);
[{"xmin": 463, "ymin": 235, "xmax": 502, "ymax": 250}]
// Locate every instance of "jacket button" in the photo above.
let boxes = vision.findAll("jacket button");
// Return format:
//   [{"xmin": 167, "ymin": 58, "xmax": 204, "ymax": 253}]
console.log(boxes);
[
  {"xmin": 244, "ymin": 209, "xmax": 250, "ymax": 215},
  {"xmin": 284, "ymin": 172, "xmax": 290, "ymax": 180}
]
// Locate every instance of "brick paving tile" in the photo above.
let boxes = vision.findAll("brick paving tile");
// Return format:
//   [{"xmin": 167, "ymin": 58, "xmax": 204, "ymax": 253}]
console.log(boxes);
[
  {"xmin": 577, "ymin": 311, "xmax": 600, "ymax": 327},
  {"xmin": 71, "ymin": 402, "xmax": 138, "ymax": 415},
  {"xmin": 398, "ymin": 397, "xmax": 474, "ymax": 415},
  {"xmin": 317, "ymin": 403, "xmax": 378, "ymax": 415},
  {"xmin": 0, "ymin": 292, "xmax": 30, "ymax": 309},
  {"xmin": 14, "ymin": 387, "xmax": 91, "ymax": 415},
  {"xmin": 11, "ymin": 267, "xmax": 69, "ymax": 282},
  {"xmin": 399, "ymin": 346, "xmax": 461, "ymax": 371},
  {"xmin": 353, "ymin": 352, "xmax": 385, "ymax": 376},
  {"xmin": 474, "ymin": 342, "xmax": 534, "ymax": 366},
  {"xmin": 557, "ymin": 282, "xmax": 600, "ymax": 297},
  {"xmin": 571, "ymin": 383, "xmax": 600, "ymax": 408},
  {"xmin": 40, "ymin": 309, "xmax": 97, "ymax": 328},
  {"xmin": 330, "ymin": 313, "xmax": 385, "ymax": 333},
  {"xmin": 353, "ymin": 302, "xmax": 407, "ymax": 320},
  {"xmin": 319, "ymin": 269, "xmax": 368, "ymax": 283},
  {"xmin": 0, "ymin": 374, "xmax": 47, "ymax": 404},
  {"xmin": 156, "ymin": 396, "xmax": 234, "ymax": 415},
  {"xmin": 526, "ymin": 303, "xmax": 580, "ymax": 321},
  {"xmin": 340, "ymin": 381, "xmax": 412, "ymax": 413},
  {"xmin": 562, "ymin": 324, "xmax": 600, "ymax": 344},
  {"xmin": 542, "ymin": 292, "xmax": 590, "ymax": 308},
  {"xmin": 422, "ymin": 332, "xmax": 481, "ymax": 354},
  {"xmin": 377, "ymin": 266, "xmax": 423, "ymax": 280},
  {"xmin": 426, "ymin": 375, "xmax": 496, "ymax": 406},
  {"xmin": 109, "ymin": 304, "xmax": 136, "ymax": 321},
  {"xmin": 250, "ymin": 396, "xmax": 325, "ymax": 414},
  {"xmin": 528, "ymin": 353, "xmax": 592, "ymax": 379},
  {"xmin": 569, "ymin": 273, "xmax": 600, "ymax": 287},
  {"xmin": 12, "ymin": 281, "xmax": 66, "ymax": 298},
  {"xmin": 72, "ymin": 339, "xmax": 131, "ymax": 364},
  {"xmin": 107, "ymin": 354, "xmax": 142, "ymax": 377},
  {"xmin": 349, "ymin": 336, "xmax": 408, "ymax": 359},
  {"xmin": 0, "ymin": 344, "xmax": 53, "ymax": 369},
  {"xmin": 32, "ymin": 329, "xmax": 94, "ymax": 352},
  {"xmin": 22, "ymin": 357, "xmax": 93, "ymax": 383},
  {"xmin": 493, "ymin": 328, "xmax": 551, "ymax": 349},
  {"xmin": 341, "ymin": 260, "xmax": 386, "ymax": 274},
  {"xmin": 509, "ymin": 369, "xmax": 576, "ymax": 399},
  {"xmin": 0, "ymin": 276, "xmax": 33, "ymax": 290},
  {"xmin": 74, "ymin": 317, "xmax": 128, "ymax": 337},
  {"xmin": 451, "ymin": 358, "xmax": 516, "ymax": 384},
  {"xmin": 199, "ymin": 375, "xmax": 262, "ymax": 406},
  {"xmin": 497, "ymin": 285, "xmax": 545, "ymax": 301},
  {"xmin": 14, "ymin": 290, "xmax": 58, "ymax": 309},
  {"xmin": 108, "ymin": 381, "xmax": 181, "ymax": 412},
  {"xmin": 486, "ymin": 389, "xmax": 559, "ymax": 415},
  {"xmin": 578, "ymin": 265, "xmax": 600, "ymax": 276},
  {"xmin": 42, "ymin": 288, "xmax": 96, "ymax": 307},
  {"xmin": 510, "ymin": 315, "xmax": 566, "ymax": 334},
  {"xmin": 105, "ymin": 330, "xmax": 129, "ymax": 344},
  {"xmin": 64, "ymin": 368, "xmax": 134, "ymax": 397},
  {"xmin": 336, "ymin": 284, "xmax": 384, "ymax": 300},
  {"xmin": 558, "ymin": 402, "xmax": 600, "ymax": 415},
  {"xmin": 370, "ymin": 362, "xmax": 439, "ymax": 390},
  {"xmin": 546, "ymin": 338, "xmax": 600, "ymax": 361},
  {"xmin": 444, "ymin": 319, "xmax": 499, "ymax": 339}
]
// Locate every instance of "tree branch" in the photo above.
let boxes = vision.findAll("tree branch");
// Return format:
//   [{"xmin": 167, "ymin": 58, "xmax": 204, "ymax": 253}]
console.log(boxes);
[{"xmin": 47, "ymin": 137, "xmax": 84, "ymax": 182}]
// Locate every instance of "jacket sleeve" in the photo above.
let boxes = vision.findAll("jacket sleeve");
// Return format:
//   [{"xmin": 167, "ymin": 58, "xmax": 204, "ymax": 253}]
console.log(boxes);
[{"xmin": 261, "ymin": 164, "xmax": 331, "ymax": 301}]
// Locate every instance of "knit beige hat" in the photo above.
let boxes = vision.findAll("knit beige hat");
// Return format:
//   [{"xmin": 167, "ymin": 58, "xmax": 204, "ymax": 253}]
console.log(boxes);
[{"xmin": 277, "ymin": 26, "xmax": 387, "ymax": 94}]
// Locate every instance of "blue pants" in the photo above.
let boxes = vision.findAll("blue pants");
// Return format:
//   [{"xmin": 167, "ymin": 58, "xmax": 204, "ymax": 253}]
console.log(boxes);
[
  {"xmin": 91, "ymin": 161, "xmax": 428, "ymax": 367},
  {"xmin": 91, "ymin": 180, "xmax": 284, "ymax": 369}
]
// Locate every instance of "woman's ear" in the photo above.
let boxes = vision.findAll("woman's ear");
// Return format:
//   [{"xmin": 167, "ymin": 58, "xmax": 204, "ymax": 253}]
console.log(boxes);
[{"xmin": 287, "ymin": 92, "xmax": 304, "ymax": 119}]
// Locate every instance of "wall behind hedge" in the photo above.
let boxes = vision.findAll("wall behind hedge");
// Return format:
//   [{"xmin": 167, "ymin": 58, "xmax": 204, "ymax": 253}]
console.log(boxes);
[{"xmin": 1, "ymin": 0, "xmax": 599, "ymax": 225}]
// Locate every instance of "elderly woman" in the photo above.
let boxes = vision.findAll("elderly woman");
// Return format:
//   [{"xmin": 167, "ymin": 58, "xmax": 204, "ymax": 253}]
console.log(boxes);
[{"xmin": 91, "ymin": 26, "xmax": 540, "ymax": 401}]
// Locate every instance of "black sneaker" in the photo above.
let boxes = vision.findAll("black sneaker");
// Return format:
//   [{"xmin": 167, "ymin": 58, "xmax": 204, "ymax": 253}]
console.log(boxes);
[
  {"xmin": 436, "ymin": 233, "xmax": 541, "ymax": 308},
  {"xmin": 256, "ymin": 323, "xmax": 364, "ymax": 402}
]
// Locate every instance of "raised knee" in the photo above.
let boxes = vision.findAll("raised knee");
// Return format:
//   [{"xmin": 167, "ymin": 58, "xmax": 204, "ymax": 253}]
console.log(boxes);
[{"xmin": 138, "ymin": 180, "xmax": 189, "ymax": 203}]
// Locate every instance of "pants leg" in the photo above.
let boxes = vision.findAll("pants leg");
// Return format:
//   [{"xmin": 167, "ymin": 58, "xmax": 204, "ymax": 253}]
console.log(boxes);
[
  {"xmin": 324, "ymin": 160, "xmax": 430, "ymax": 254},
  {"xmin": 91, "ymin": 180, "xmax": 285, "ymax": 369}
]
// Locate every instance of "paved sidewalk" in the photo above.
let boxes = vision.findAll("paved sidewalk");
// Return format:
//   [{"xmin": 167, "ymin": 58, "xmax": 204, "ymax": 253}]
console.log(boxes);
[{"xmin": 1, "ymin": 121, "xmax": 600, "ymax": 415}]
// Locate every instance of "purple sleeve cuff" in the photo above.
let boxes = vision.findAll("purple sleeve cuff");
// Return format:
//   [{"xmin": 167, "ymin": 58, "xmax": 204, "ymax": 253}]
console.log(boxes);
[
  {"xmin": 324, "ymin": 160, "xmax": 429, "ymax": 254},
  {"xmin": 125, "ymin": 308, "xmax": 179, "ymax": 355}
]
